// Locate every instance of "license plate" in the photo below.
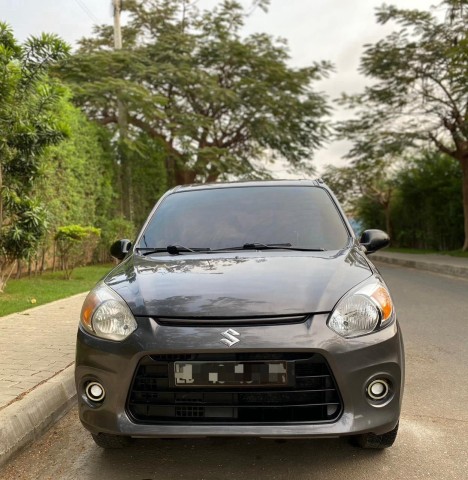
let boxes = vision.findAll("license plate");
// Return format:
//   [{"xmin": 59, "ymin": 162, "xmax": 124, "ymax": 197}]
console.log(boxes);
[{"xmin": 174, "ymin": 361, "xmax": 288, "ymax": 387}]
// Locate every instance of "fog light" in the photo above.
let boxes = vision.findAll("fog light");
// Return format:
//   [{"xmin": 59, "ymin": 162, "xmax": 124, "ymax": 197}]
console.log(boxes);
[
  {"xmin": 367, "ymin": 379, "xmax": 389, "ymax": 400},
  {"xmin": 85, "ymin": 382, "xmax": 105, "ymax": 402}
]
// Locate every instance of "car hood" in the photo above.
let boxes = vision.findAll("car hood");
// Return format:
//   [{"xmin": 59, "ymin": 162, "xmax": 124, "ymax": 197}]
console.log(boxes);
[{"xmin": 105, "ymin": 248, "xmax": 372, "ymax": 318}]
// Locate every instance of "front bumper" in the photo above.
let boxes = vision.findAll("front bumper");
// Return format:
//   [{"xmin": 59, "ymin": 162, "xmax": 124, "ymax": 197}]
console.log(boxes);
[{"xmin": 75, "ymin": 314, "xmax": 404, "ymax": 438}]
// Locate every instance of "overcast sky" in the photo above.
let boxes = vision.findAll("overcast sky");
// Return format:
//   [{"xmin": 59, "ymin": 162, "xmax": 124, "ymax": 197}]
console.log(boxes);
[{"xmin": 3, "ymin": 0, "xmax": 432, "ymax": 175}]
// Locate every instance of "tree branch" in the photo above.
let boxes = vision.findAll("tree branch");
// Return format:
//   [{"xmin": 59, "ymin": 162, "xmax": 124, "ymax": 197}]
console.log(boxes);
[
  {"xmin": 98, "ymin": 115, "xmax": 117, "ymax": 126},
  {"xmin": 128, "ymin": 115, "xmax": 182, "ymax": 159},
  {"xmin": 428, "ymin": 132, "xmax": 456, "ymax": 157}
]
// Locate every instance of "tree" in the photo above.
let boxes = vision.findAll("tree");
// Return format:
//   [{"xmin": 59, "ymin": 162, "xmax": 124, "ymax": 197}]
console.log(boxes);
[
  {"xmin": 39, "ymin": 99, "xmax": 116, "ymax": 228},
  {"xmin": 324, "ymin": 151, "xmax": 465, "ymax": 250},
  {"xmin": 0, "ymin": 23, "xmax": 69, "ymax": 291},
  {"xmin": 323, "ymin": 158, "xmax": 397, "ymax": 237},
  {"xmin": 391, "ymin": 152, "xmax": 464, "ymax": 250},
  {"xmin": 128, "ymin": 134, "xmax": 168, "ymax": 227},
  {"xmin": 59, "ymin": 0, "xmax": 332, "ymax": 216},
  {"xmin": 55, "ymin": 225, "xmax": 101, "ymax": 279},
  {"xmin": 338, "ymin": 0, "xmax": 468, "ymax": 250},
  {"xmin": 36, "ymin": 98, "xmax": 133, "ymax": 267}
]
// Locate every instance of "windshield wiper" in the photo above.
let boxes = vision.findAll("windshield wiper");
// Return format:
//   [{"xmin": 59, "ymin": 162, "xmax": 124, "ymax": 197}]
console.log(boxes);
[
  {"xmin": 135, "ymin": 247, "xmax": 167, "ymax": 256},
  {"xmin": 244, "ymin": 243, "xmax": 292, "ymax": 250},
  {"xmin": 211, "ymin": 243, "xmax": 326, "ymax": 252},
  {"xmin": 166, "ymin": 245, "xmax": 211, "ymax": 255},
  {"xmin": 136, "ymin": 243, "xmax": 325, "ymax": 256},
  {"xmin": 136, "ymin": 245, "xmax": 211, "ymax": 256}
]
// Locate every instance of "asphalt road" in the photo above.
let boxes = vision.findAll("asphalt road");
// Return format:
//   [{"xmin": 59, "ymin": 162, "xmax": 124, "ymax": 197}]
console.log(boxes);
[{"xmin": 1, "ymin": 264, "xmax": 467, "ymax": 480}]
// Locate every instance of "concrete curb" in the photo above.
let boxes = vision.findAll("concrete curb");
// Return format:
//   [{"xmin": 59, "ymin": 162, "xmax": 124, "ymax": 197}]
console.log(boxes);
[
  {"xmin": 371, "ymin": 254, "xmax": 468, "ymax": 280},
  {"xmin": 0, "ymin": 365, "xmax": 76, "ymax": 468}
]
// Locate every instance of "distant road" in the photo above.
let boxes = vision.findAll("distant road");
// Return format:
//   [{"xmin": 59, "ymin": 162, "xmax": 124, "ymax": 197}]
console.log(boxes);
[{"xmin": 2, "ymin": 264, "xmax": 467, "ymax": 480}]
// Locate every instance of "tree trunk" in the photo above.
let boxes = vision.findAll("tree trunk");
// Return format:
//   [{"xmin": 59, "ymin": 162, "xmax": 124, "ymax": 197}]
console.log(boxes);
[
  {"xmin": 167, "ymin": 154, "xmax": 178, "ymax": 186},
  {"xmin": 120, "ymin": 147, "xmax": 133, "ymax": 221},
  {"xmin": 52, "ymin": 240, "xmax": 57, "ymax": 272},
  {"xmin": 40, "ymin": 247, "xmax": 46, "ymax": 275},
  {"xmin": 16, "ymin": 260, "xmax": 22, "ymax": 279},
  {"xmin": 206, "ymin": 170, "xmax": 220, "ymax": 183},
  {"xmin": 0, "ymin": 262, "xmax": 15, "ymax": 293},
  {"xmin": 461, "ymin": 158, "xmax": 468, "ymax": 251},
  {"xmin": 384, "ymin": 205, "xmax": 392, "ymax": 240},
  {"xmin": 117, "ymin": 95, "xmax": 134, "ymax": 222},
  {"xmin": 118, "ymin": 132, "xmax": 133, "ymax": 222},
  {"xmin": 0, "ymin": 162, "xmax": 3, "ymax": 228},
  {"xmin": 176, "ymin": 168, "xmax": 196, "ymax": 185}
]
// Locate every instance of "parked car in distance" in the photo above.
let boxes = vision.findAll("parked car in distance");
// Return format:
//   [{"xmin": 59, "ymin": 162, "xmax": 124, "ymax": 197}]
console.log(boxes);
[{"xmin": 76, "ymin": 180, "xmax": 404, "ymax": 450}]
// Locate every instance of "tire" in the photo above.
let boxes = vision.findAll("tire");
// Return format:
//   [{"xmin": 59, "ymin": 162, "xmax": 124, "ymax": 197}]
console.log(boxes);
[
  {"xmin": 91, "ymin": 433, "xmax": 132, "ymax": 449},
  {"xmin": 352, "ymin": 422, "xmax": 399, "ymax": 449}
]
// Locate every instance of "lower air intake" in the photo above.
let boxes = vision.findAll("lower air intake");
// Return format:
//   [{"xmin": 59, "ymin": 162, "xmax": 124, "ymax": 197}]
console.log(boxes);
[{"xmin": 127, "ymin": 353, "xmax": 342, "ymax": 424}]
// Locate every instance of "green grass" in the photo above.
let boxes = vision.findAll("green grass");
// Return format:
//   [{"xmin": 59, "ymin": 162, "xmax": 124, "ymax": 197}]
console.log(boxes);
[
  {"xmin": 443, "ymin": 250, "xmax": 468, "ymax": 258},
  {"xmin": 387, "ymin": 247, "xmax": 468, "ymax": 258},
  {"xmin": 0, "ymin": 264, "xmax": 114, "ymax": 317}
]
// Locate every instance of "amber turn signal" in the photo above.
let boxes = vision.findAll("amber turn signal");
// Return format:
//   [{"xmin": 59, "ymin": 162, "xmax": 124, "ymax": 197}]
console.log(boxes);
[{"xmin": 371, "ymin": 286, "xmax": 393, "ymax": 322}]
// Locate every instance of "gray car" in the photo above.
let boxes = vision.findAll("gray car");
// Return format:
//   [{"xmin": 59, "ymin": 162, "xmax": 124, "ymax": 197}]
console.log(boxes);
[{"xmin": 76, "ymin": 180, "xmax": 404, "ymax": 450}]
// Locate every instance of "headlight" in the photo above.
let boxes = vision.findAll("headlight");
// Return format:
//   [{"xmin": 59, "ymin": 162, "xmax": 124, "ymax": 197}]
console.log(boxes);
[
  {"xmin": 328, "ymin": 282, "xmax": 394, "ymax": 338},
  {"xmin": 80, "ymin": 283, "xmax": 137, "ymax": 341}
]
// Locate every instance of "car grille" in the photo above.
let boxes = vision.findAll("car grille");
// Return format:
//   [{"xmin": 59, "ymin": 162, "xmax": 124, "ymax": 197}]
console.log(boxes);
[
  {"xmin": 127, "ymin": 353, "xmax": 342, "ymax": 424},
  {"xmin": 154, "ymin": 315, "xmax": 308, "ymax": 326}
]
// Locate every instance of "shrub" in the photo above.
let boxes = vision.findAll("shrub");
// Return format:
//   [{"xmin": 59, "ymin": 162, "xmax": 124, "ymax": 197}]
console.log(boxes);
[
  {"xmin": 95, "ymin": 217, "xmax": 135, "ymax": 263},
  {"xmin": 55, "ymin": 225, "xmax": 101, "ymax": 279}
]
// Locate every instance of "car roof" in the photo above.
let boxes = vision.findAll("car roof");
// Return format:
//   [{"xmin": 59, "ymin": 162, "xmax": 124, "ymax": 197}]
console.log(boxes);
[{"xmin": 172, "ymin": 179, "xmax": 326, "ymax": 193}]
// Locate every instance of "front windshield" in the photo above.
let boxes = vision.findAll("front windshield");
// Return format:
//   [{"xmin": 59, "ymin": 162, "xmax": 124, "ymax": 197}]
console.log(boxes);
[{"xmin": 138, "ymin": 186, "xmax": 350, "ymax": 251}]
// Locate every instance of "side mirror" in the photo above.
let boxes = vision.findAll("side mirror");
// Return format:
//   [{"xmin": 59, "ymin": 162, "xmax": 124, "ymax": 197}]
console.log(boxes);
[
  {"xmin": 110, "ymin": 239, "xmax": 132, "ymax": 260},
  {"xmin": 359, "ymin": 229, "xmax": 390, "ymax": 254}
]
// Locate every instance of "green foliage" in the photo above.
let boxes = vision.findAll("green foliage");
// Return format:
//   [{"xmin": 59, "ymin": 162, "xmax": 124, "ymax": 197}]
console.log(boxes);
[
  {"xmin": 391, "ymin": 153, "xmax": 463, "ymax": 250},
  {"xmin": 129, "ymin": 135, "xmax": 168, "ymax": 227},
  {"xmin": 386, "ymin": 247, "xmax": 468, "ymax": 258},
  {"xmin": 56, "ymin": 225, "xmax": 100, "ymax": 241},
  {"xmin": 344, "ymin": 152, "xmax": 464, "ymax": 250},
  {"xmin": 353, "ymin": 195, "xmax": 387, "ymax": 233},
  {"xmin": 338, "ymin": 0, "xmax": 468, "ymax": 249},
  {"xmin": 0, "ymin": 22, "xmax": 70, "ymax": 291},
  {"xmin": 1, "ymin": 198, "xmax": 48, "ymax": 260},
  {"xmin": 38, "ymin": 99, "xmax": 117, "ymax": 230},
  {"xmin": 323, "ymin": 159, "xmax": 396, "ymax": 236},
  {"xmin": 95, "ymin": 216, "xmax": 135, "ymax": 262},
  {"xmin": 59, "ymin": 0, "xmax": 332, "ymax": 192},
  {"xmin": 55, "ymin": 225, "xmax": 101, "ymax": 279},
  {"xmin": 35, "ymin": 97, "xmax": 126, "ymax": 269}
]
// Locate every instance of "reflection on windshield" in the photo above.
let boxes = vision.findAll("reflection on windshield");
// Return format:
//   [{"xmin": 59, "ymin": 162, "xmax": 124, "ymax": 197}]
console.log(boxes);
[{"xmin": 139, "ymin": 186, "xmax": 349, "ymax": 251}]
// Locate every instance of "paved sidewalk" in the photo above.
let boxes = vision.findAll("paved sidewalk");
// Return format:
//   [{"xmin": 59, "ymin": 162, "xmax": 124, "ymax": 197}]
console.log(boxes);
[
  {"xmin": 0, "ymin": 293, "xmax": 85, "ymax": 409},
  {"xmin": 0, "ymin": 293, "xmax": 86, "ymax": 467}
]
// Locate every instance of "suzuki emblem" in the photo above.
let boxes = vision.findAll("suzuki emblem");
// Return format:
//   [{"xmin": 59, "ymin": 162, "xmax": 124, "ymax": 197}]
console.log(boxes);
[{"xmin": 220, "ymin": 328, "xmax": 240, "ymax": 347}]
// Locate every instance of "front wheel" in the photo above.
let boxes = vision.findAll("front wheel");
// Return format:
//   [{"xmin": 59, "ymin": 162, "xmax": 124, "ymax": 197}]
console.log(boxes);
[
  {"xmin": 352, "ymin": 422, "xmax": 399, "ymax": 449},
  {"xmin": 91, "ymin": 433, "xmax": 132, "ymax": 449}
]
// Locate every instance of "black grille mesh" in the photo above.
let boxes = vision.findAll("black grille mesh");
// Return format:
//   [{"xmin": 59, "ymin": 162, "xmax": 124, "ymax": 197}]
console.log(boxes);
[
  {"xmin": 127, "ymin": 353, "xmax": 342, "ymax": 424},
  {"xmin": 155, "ymin": 315, "xmax": 308, "ymax": 326}
]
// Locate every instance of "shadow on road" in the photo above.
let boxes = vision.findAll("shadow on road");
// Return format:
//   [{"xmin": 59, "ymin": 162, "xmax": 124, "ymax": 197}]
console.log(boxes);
[{"xmin": 89, "ymin": 436, "xmax": 385, "ymax": 480}]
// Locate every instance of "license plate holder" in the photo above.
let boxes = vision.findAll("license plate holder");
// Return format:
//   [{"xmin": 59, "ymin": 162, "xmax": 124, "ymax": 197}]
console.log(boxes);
[{"xmin": 173, "ymin": 361, "xmax": 288, "ymax": 387}]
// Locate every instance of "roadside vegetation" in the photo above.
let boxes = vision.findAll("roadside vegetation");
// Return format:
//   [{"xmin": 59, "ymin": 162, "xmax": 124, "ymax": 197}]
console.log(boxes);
[
  {"xmin": 326, "ymin": 1, "xmax": 468, "ymax": 251},
  {"xmin": 387, "ymin": 248, "xmax": 468, "ymax": 258},
  {"xmin": 0, "ymin": 0, "xmax": 467, "ymax": 299},
  {"xmin": 325, "ymin": 152, "xmax": 465, "ymax": 250},
  {"xmin": 0, "ymin": 264, "xmax": 113, "ymax": 317}
]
